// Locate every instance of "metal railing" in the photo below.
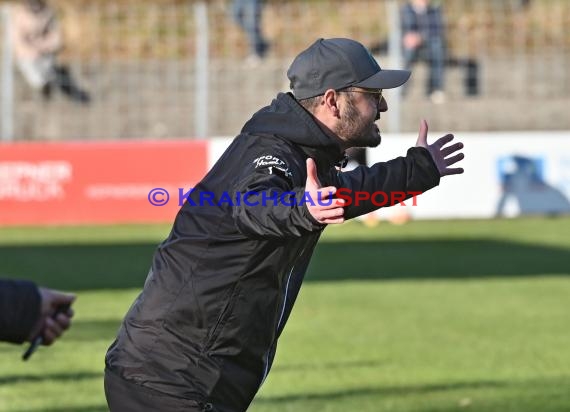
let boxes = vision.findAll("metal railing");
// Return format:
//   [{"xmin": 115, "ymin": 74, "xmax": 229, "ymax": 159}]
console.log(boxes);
[{"xmin": 1, "ymin": 0, "xmax": 569, "ymax": 141}]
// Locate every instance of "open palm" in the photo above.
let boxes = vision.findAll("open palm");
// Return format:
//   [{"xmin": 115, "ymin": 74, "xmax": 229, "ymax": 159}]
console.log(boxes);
[{"xmin": 415, "ymin": 119, "xmax": 464, "ymax": 177}]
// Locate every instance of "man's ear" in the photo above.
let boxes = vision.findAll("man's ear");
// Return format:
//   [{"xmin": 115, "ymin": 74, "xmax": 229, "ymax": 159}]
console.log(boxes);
[{"xmin": 322, "ymin": 89, "xmax": 341, "ymax": 118}]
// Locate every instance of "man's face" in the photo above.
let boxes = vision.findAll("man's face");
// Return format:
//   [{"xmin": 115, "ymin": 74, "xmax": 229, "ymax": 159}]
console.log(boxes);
[
  {"xmin": 412, "ymin": 0, "xmax": 430, "ymax": 8},
  {"xmin": 334, "ymin": 88, "xmax": 386, "ymax": 148}
]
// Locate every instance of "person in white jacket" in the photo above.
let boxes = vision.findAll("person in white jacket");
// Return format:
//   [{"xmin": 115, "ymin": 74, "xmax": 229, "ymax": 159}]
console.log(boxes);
[{"xmin": 10, "ymin": 0, "xmax": 90, "ymax": 103}]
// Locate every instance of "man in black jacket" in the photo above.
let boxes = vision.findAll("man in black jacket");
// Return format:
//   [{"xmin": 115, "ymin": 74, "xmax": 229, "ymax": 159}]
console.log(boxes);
[
  {"xmin": 105, "ymin": 38, "xmax": 464, "ymax": 412},
  {"xmin": 0, "ymin": 279, "xmax": 75, "ymax": 345}
]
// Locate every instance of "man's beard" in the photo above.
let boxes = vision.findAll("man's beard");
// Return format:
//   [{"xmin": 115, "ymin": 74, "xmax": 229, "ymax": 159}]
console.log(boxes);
[{"xmin": 334, "ymin": 99, "xmax": 381, "ymax": 148}]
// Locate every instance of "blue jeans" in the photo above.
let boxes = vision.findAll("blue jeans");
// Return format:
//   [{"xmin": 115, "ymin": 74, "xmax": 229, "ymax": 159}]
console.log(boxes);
[
  {"xmin": 232, "ymin": 0, "xmax": 268, "ymax": 58},
  {"xmin": 404, "ymin": 38, "xmax": 446, "ymax": 95}
]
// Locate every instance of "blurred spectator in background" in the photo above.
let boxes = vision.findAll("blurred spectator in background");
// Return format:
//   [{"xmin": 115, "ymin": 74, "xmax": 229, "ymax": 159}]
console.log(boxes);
[
  {"xmin": 401, "ymin": 0, "xmax": 446, "ymax": 104},
  {"xmin": 0, "ymin": 278, "xmax": 75, "ymax": 345},
  {"xmin": 232, "ymin": 0, "xmax": 269, "ymax": 64},
  {"xmin": 10, "ymin": 0, "xmax": 90, "ymax": 104},
  {"xmin": 495, "ymin": 156, "xmax": 570, "ymax": 217}
]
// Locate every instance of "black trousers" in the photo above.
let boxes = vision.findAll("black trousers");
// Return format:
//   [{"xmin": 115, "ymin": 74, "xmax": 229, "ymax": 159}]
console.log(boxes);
[{"xmin": 104, "ymin": 369, "xmax": 213, "ymax": 412}]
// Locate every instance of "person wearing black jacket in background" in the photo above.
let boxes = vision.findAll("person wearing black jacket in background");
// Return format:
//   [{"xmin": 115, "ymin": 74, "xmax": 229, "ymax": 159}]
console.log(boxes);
[
  {"xmin": 105, "ymin": 38, "xmax": 464, "ymax": 412},
  {"xmin": 0, "ymin": 279, "xmax": 74, "ymax": 345}
]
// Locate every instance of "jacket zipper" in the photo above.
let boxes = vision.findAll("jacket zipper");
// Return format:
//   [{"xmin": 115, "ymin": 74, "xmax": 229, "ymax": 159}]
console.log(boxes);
[
  {"xmin": 260, "ymin": 265, "xmax": 293, "ymax": 386},
  {"xmin": 259, "ymin": 245, "xmax": 307, "ymax": 387}
]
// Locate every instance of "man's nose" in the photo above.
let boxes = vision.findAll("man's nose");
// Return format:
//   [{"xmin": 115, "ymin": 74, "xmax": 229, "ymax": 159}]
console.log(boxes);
[{"xmin": 376, "ymin": 97, "xmax": 388, "ymax": 119}]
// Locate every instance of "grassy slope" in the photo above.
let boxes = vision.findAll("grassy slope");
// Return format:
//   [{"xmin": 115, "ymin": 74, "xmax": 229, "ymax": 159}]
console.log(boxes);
[{"xmin": 0, "ymin": 217, "xmax": 568, "ymax": 411}]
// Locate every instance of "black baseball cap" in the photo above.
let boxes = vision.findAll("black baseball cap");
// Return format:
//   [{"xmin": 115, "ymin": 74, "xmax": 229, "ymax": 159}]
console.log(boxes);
[{"xmin": 287, "ymin": 38, "xmax": 411, "ymax": 100}]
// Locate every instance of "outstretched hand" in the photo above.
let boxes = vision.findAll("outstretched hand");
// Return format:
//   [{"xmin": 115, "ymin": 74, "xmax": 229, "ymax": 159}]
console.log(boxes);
[
  {"xmin": 415, "ymin": 120, "xmax": 464, "ymax": 177},
  {"xmin": 305, "ymin": 158, "xmax": 345, "ymax": 224}
]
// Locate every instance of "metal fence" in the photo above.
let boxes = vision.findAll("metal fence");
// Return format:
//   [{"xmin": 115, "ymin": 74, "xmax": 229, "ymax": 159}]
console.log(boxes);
[{"xmin": 1, "ymin": 0, "xmax": 569, "ymax": 141}]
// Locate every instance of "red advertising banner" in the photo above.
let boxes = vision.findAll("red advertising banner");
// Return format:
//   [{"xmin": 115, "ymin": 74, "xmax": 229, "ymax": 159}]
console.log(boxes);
[{"xmin": 0, "ymin": 140, "xmax": 208, "ymax": 226}]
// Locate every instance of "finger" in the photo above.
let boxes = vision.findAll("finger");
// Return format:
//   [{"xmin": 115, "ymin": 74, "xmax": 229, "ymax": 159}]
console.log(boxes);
[
  {"xmin": 45, "ymin": 317, "xmax": 63, "ymax": 339},
  {"xmin": 43, "ymin": 329, "xmax": 56, "ymax": 346},
  {"xmin": 415, "ymin": 119, "xmax": 428, "ymax": 147},
  {"xmin": 433, "ymin": 134, "xmax": 454, "ymax": 149},
  {"xmin": 313, "ymin": 200, "xmax": 345, "ymax": 210},
  {"xmin": 52, "ymin": 290, "xmax": 76, "ymax": 306},
  {"xmin": 321, "ymin": 217, "xmax": 345, "ymax": 225},
  {"xmin": 314, "ymin": 187, "xmax": 337, "ymax": 202},
  {"xmin": 315, "ymin": 207, "xmax": 345, "ymax": 220},
  {"xmin": 41, "ymin": 319, "xmax": 62, "ymax": 346},
  {"xmin": 333, "ymin": 198, "xmax": 346, "ymax": 207},
  {"xmin": 445, "ymin": 153, "xmax": 464, "ymax": 166},
  {"xmin": 44, "ymin": 291, "xmax": 75, "ymax": 318},
  {"xmin": 54, "ymin": 313, "xmax": 72, "ymax": 330},
  {"xmin": 441, "ymin": 142, "xmax": 464, "ymax": 158},
  {"xmin": 441, "ymin": 167, "xmax": 464, "ymax": 176},
  {"xmin": 305, "ymin": 158, "xmax": 321, "ymax": 189}
]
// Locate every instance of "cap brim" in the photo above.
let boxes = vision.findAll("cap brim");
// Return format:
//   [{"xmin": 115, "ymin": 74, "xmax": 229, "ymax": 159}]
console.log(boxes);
[{"xmin": 355, "ymin": 69, "xmax": 411, "ymax": 90}]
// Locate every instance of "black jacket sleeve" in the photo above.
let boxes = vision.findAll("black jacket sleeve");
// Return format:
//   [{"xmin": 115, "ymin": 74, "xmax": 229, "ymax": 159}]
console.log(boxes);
[
  {"xmin": 333, "ymin": 147, "xmax": 441, "ymax": 220},
  {"xmin": 232, "ymin": 159, "xmax": 324, "ymax": 239},
  {"xmin": 0, "ymin": 279, "xmax": 41, "ymax": 344}
]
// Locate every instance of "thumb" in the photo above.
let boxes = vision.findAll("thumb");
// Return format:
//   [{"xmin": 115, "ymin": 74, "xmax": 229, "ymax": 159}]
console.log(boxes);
[
  {"xmin": 52, "ymin": 292, "xmax": 76, "ymax": 306},
  {"xmin": 305, "ymin": 158, "xmax": 321, "ymax": 190},
  {"xmin": 415, "ymin": 119, "xmax": 428, "ymax": 148},
  {"xmin": 41, "ymin": 288, "xmax": 76, "ymax": 309}
]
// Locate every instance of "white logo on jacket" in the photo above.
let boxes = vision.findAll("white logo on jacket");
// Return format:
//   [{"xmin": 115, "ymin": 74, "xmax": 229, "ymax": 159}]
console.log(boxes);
[
  {"xmin": 253, "ymin": 155, "xmax": 286, "ymax": 168},
  {"xmin": 253, "ymin": 155, "xmax": 292, "ymax": 178}
]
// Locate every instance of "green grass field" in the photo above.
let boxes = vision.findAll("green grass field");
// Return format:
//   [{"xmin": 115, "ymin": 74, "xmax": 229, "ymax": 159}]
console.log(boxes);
[{"xmin": 0, "ymin": 217, "xmax": 569, "ymax": 412}]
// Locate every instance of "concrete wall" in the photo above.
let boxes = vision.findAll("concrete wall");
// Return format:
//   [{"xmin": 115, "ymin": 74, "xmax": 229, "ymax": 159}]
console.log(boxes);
[{"xmin": 10, "ymin": 53, "xmax": 570, "ymax": 141}]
